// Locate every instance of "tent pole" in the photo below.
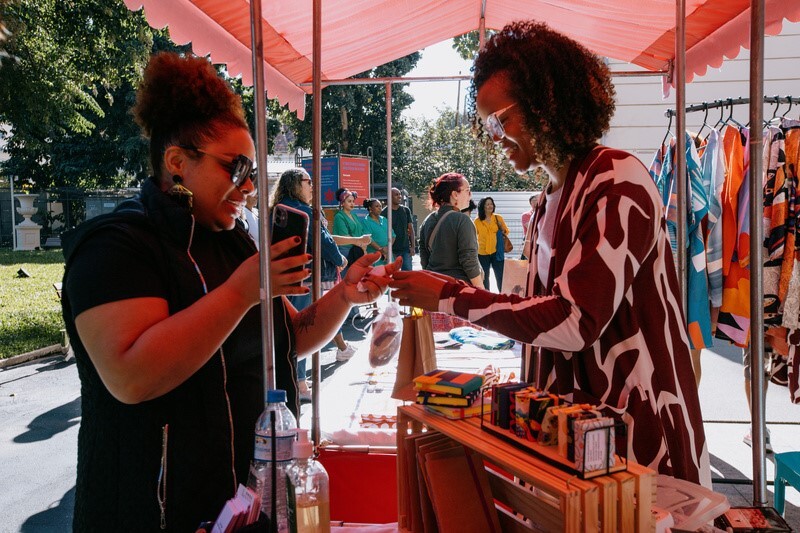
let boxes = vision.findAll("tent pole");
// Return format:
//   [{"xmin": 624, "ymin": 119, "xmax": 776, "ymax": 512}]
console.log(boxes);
[
  {"xmin": 748, "ymin": 0, "xmax": 767, "ymax": 506},
  {"xmin": 386, "ymin": 82, "xmax": 393, "ymax": 264},
  {"xmin": 311, "ymin": 0, "xmax": 323, "ymax": 447},
  {"xmin": 249, "ymin": 0, "xmax": 275, "ymax": 392},
  {"xmin": 675, "ymin": 0, "xmax": 687, "ymax": 310}
]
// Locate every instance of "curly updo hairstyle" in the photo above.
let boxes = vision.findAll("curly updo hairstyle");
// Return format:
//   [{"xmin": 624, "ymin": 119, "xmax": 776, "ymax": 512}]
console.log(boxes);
[
  {"xmin": 471, "ymin": 21, "xmax": 616, "ymax": 168},
  {"xmin": 428, "ymin": 172, "xmax": 466, "ymax": 208},
  {"xmin": 132, "ymin": 52, "xmax": 248, "ymax": 179}
]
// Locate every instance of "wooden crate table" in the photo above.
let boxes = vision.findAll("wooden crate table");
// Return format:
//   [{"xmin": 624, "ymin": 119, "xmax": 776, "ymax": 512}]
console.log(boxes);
[{"xmin": 397, "ymin": 404, "xmax": 655, "ymax": 533}]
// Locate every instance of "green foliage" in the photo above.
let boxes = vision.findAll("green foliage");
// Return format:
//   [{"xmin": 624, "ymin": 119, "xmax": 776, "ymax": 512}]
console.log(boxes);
[
  {"xmin": 398, "ymin": 108, "xmax": 545, "ymax": 196},
  {"xmin": 453, "ymin": 31, "xmax": 494, "ymax": 62},
  {"xmin": 283, "ymin": 53, "xmax": 421, "ymax": 187},
  {"xmin": 0, "ymin": 249, "xmax": 65, "ymax": 358},
  {"xmin": 0, "ymin": 0, "xmax": 158, "ymax": 190}
]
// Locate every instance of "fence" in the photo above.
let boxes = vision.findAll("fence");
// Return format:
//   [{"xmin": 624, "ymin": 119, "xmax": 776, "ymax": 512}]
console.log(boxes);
[{"xmin": 0, "ymin": 187, "xmax": 139, "ymax": 248}]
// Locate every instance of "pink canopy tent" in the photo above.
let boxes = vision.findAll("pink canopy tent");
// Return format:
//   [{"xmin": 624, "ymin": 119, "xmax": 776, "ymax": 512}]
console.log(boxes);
[
  {"xmin": 123, "ymin": 0, "xmax": 800, "ymax": 119},
  {"xmin": 122, "ymin": 0, "xmax": 800, "ymax": 507}
]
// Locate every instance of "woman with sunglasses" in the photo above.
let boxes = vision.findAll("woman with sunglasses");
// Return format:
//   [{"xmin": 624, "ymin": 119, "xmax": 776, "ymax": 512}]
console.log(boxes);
[
  {"xmin": 60, "ymin": 53, "xmax": 398, "ymax": 532},
  {"xmin": 417, "ymin": 173, "xmax": 482, "ymax": 287},
  {"xmin": 391, "ymin": 22, "xmax": 708, "ymax": 485}
]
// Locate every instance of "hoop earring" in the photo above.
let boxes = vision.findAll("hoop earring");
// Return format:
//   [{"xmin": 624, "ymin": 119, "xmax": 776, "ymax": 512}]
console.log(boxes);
[{"xmin": 169, "ymin": 175, "xmax": 193, "ymax": 209}]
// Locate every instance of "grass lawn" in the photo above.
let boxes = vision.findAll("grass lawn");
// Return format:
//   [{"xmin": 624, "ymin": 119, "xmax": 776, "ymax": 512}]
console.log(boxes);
[{"xmin": 0, "ymin": 249, "xmax": 66, "ymax": 359}]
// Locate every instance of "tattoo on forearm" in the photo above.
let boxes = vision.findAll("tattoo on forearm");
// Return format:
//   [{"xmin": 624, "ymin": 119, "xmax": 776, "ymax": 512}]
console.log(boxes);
[{"xmin": 296, "ymin": 305, "xmax": 317, "ymax": 333}]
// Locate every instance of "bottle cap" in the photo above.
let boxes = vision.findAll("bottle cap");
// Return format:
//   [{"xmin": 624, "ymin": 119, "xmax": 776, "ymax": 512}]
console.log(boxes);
[
  {"xmin": 293, "ymin": 428, "xmax": 314, "ymax": 459},
  {"xmin": 267, "ymin": 389, "xmax": 287, "ymax": 403}
]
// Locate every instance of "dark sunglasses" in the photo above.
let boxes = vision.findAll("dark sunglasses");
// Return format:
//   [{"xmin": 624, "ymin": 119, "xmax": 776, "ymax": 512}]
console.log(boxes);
[{"xmin": 181, "ymin": 146, "xmax": 256, "ymax": 188}]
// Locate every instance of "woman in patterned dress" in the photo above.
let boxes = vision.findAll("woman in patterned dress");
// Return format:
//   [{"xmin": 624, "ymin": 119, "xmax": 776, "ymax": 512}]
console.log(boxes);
[{"xmin": 390, "ymin": 21, "xmax": 710, "ymax": 484}]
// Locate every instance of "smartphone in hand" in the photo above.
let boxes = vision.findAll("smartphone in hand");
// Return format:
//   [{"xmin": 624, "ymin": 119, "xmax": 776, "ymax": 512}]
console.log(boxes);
[{"xmin": 271, "ymin": 204, "xmax": 309, "ymax": 284}]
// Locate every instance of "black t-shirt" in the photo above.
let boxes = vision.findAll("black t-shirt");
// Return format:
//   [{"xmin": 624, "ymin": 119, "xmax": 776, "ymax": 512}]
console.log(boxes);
[{"xmin": 381, "ymin": 205, "xmax": 412, "ymax": 254}]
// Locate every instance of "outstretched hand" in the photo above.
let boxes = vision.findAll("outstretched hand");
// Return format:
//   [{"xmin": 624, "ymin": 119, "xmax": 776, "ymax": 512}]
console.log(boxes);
[
  {"xmin": 388, "ymin": 270, "xmax": 455, "ymax": 311},
  {"xmin": 341, "ymin": 252, "xmax": 402, "ymax": 304}
]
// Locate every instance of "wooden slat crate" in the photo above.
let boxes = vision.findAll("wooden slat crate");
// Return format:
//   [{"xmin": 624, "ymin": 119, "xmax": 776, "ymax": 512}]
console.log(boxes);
[{"xmin": 397, "ymin": 404, "xmax": 655, "ymax": 533}]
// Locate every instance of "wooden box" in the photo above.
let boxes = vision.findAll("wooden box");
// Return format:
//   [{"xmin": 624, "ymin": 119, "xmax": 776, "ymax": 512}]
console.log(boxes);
[{"xmin": 397, "ymin": 404, "xmax": 655, "ymax": 533}]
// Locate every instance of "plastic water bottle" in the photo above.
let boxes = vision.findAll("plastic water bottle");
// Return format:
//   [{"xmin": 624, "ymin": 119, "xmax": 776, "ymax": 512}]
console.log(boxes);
[
  {"xmin": 286, "ymin": 429, "xmax": 330, "ymax": 533},
  {"xmin": 247, "ymin": 389, "xmax": 297, "ymax": 532}
]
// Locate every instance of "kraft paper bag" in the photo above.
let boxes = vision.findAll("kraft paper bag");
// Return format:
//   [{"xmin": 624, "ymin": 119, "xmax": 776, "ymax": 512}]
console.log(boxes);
[
  {"xmin": 501, "ymin": 258, "xmax": 529, "ymax": 296},
  {"xmin": 392, "ymin": 311, "xmax": 437, "ymax": 401}
]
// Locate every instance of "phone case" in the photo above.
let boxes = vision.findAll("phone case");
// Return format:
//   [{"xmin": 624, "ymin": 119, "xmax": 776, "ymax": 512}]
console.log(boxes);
[{"xmin": 271, "ymin": 204, "xmax": 309, "ymax": 283}]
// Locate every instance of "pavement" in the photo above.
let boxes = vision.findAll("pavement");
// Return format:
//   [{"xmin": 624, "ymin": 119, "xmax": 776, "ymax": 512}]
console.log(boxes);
[{"xmin": 1, "ymin": 257, "xmax": 799, "ymax": 531}]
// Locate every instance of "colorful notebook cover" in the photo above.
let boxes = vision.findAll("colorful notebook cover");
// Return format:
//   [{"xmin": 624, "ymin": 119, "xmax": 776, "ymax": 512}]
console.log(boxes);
[
  {"xmin": 414, "ymin": 369, "xmax": 484, "ymax": 396},
  {"xmin": 424, "ymin": 399, "xmax": 488, "ymax": 420},
  {"xmin": 416, "ymin": 389, "xmax": 479, "ymax": 407}
]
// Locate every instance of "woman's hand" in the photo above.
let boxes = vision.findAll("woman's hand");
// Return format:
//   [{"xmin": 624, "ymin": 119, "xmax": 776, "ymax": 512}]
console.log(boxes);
[
  {"xmin": 269, "ymin": 237, "xmax": 313, "ymax": 297},
  {"xmin": 340, "ymin": 252, "xmax": 402, "ymax": 304},
  {"xmin": 389, "ymin": 270, "xmax": 455, "ymax": 311},
  {"xmin": 232, "ymin": 237, "xmax": 311, "ymax": 305}
]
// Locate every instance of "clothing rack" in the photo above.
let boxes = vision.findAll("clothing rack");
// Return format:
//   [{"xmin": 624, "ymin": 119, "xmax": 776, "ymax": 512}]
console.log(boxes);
[{"xmin": 665, "ymin": 95, "xmax": 800, "ymax": 117}]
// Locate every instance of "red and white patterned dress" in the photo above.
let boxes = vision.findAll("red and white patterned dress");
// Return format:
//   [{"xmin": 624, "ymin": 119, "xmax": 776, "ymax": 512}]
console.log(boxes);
[{"xmin": 439, "ymin": 146, "xmax": 710, "ymax": 484}]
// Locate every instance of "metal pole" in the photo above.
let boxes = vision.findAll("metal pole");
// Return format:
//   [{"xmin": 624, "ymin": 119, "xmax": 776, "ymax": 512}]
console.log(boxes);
[
  {"xmin": 10, "ymin": 175, "xmax": 16, "ymax": 250},
  {"xmin": 455, "ymin": 73, "xmax": 461, "ymax": 127},
  {"xmin": 385, "ymin": 82, "xmax": 393, "ymax": 264},
  {"xmin": 311, "ymin": 0, "xmax": 323, "ymax": 447},
  {"xmin": 748, "ymin": 0, "xmax": 767, "ymax": 506},
  {"xmin": 249, "ymin": 0, "xmax": 275, "ymax": 394},
  {"xmin": 675, "ymin": 0, "xmax": 688, "ymax": 311}
]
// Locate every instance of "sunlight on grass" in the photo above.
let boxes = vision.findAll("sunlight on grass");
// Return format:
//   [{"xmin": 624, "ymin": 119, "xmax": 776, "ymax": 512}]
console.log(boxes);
[{"xmin": 0, "ymin": 249, "xmax": 65, "ymax": 359}]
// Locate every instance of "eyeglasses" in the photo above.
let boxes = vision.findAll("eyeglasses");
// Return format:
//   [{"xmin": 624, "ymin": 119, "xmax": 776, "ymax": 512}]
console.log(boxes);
[
  {"xmin": 484, "ymin": 103, "xmax": 517, "ymax": 140},
  {"xmin": 300, "ymin": 178, "xmax": 312, "ymax": 184},
  {"xmin": 181, "ymin": 146, "xmax": 256, "ymax": 188}
]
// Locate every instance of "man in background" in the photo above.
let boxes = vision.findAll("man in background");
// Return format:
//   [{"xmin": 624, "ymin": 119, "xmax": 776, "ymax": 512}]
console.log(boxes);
[{"xmin": 382, "ymin": 187, "xmax": 415, "ymax": 271}]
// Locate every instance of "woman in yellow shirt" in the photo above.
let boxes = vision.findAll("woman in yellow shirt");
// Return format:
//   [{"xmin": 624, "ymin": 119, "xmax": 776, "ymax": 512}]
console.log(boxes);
[{"xmin": 473, "ymin": 196, "xmax": 510, "ymax": 291}]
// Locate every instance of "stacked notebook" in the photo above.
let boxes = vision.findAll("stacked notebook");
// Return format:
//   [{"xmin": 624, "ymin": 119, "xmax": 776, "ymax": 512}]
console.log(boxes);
[{"xmin": 414, "ymin": 369, "xmax": 485, "ymax": 419}]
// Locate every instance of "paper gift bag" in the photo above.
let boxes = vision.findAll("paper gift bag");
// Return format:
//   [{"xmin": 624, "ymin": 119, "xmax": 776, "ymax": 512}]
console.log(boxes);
[
  {"xmin": 501, "ymin": 258, "xmax": 529, "ymax": 296},
  {"xmin": 392, "ymin": 310, "xmax": 437, "ymax": 401}
]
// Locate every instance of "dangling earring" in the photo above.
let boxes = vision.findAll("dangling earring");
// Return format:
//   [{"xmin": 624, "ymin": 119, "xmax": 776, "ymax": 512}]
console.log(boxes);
[{"xmin": 169, "ymin": 175, "xmax": 193, "ymax": 209}]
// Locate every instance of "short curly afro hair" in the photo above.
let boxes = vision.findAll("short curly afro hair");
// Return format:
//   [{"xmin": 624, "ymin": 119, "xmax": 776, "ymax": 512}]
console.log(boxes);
[
  {"xmin": 132, "ymin": 52, "xmax": 248, "ymax": 178},
  {"xmin": 471, "ymin": 21, "xmax": 616, "ymax": 168}
]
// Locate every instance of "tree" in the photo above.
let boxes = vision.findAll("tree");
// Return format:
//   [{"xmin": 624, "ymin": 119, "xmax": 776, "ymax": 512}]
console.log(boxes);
[
  {"xmin": 399, "ymin": 108, "xmax": 545, "ymax": 196},
  {"xmin": 282, "ymin": 53, "xmax": 421, "ymax": 191},
  {"xmin": 0, "ymin": 0, "xmax": 159, "ymax": 189}
]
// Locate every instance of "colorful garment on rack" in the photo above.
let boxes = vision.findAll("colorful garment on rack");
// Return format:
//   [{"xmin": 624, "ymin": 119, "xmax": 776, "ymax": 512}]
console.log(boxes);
[
  {"xmin": 700, "ymin": 129, "xmax": 725, "ymax": 309},
  {"xmin": 716, "ymin": 125, "xmax": 751, "ymax": 347},
  {"xmin": 650, "ymin": 134, "xmax": 712, "ymax": 349}
]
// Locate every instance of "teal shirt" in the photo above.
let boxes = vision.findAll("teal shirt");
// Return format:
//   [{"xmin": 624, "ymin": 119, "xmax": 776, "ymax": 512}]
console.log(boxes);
[
  {"xmin": 332, "ymin": 210, "xmax": 364, "ymax": 257},
  {"xmin": 361, "ymin": 215, "xmax": 395, "ymax": 265}
]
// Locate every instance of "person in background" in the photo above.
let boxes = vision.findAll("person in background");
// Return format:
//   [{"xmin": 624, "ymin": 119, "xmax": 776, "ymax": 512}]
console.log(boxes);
[
  {"xmin": 473, "ymin": 196, "xmax": 510, "ymax": 291},
  {"xmin": 269, "ymin": 167, "xmax": 348, "ymax": 400},
  {"xmin": 60, "ymin": 52, "xmax": 398, "ymax": 531},
  {"xmin": 461, "ymin": 198, "xmax": 477, "ymax": 217},
  {"xmin": 521, "ymin": 194, "xmax": 537, "ymax": 236},
  {"xmin": 361, "ymin": 197, "xmax": 394, "ymax": 266},
  {"xmin": 417, "ymin": 173, "xmax": 482, "ymax": 287},
  {"xmin": 382, "ymin": 187, "xmax": 415, "ymax": 271},
  {"xmin": 332, "ymin": 188, "xmax": 370, "ymax": 271},
  {"xmin": 242, "ymin": 190, "xmax": 259, "ymax": 246},
  {"xmin": 390, "ymin": 21, "xmax": 709, "ymax": 485}
]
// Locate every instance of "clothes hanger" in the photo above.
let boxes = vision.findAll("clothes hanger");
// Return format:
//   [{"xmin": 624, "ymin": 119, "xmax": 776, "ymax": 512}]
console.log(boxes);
[
  {"xmin": 661, "ymin": 111, "xmax": 674, "ymax": 151},
  {"xmin": 712, "ymin": 100, "xmax": 726, "ymax": 130},
  {"xmin": 696, "ymin": 103, "xmax": 710, "ymax": 139},
  {"xmin": 782, "ymin": 97, "xmax": 793, "ymax": 120},
  {"xmin": 723, "ymin": 98, "xmax": 745, "ymax": 129}
]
